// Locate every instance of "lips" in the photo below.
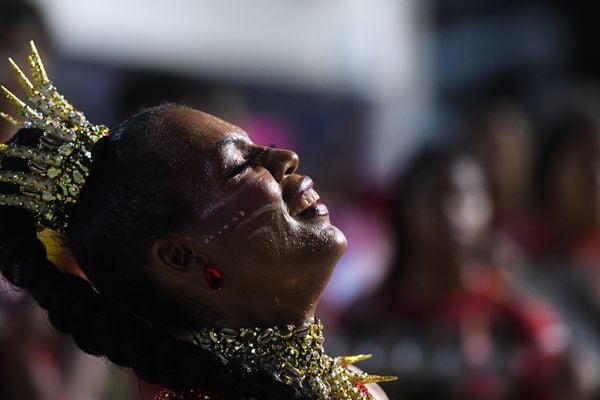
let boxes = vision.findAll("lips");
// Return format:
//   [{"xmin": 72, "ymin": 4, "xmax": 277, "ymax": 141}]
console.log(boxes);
[{"xmin": 289, "ymin": 177, "xmax": 327, "ymax": 217}]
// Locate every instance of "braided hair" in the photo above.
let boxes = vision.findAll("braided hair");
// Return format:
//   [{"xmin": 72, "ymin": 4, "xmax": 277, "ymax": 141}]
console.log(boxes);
[{"xmin": 0, "ymin": 104, "xmax": 304, "ymax": 399}]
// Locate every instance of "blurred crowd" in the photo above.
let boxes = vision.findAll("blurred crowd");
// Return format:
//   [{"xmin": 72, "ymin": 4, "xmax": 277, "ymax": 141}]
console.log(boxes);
[
  {"xmin": 4, "ymin": 1, "xmax": 600, "ymax": 399},
  {"xmin": 332, "ymin": 101, "xmax": 600, "ymax": 400}
]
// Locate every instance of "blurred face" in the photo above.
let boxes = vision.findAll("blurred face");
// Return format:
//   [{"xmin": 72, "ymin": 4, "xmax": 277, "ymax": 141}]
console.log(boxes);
[
  {"xmin": 443, "ymin": 157, "xmax": 492, "ymax": 249},
  {"xmin": 170, "ymin": 108, "xmax": 347, "ymax": 325},
  {"xmin": 551, "ymin": 134, "xmax": 600, "ymax": 238},
  {"xmin": 405, "ymin": 156, "xmax": 491, "ymax": 256},
  {"xmin": 484, "ymin": 108, "xmax": 531, "ymax": 215}
]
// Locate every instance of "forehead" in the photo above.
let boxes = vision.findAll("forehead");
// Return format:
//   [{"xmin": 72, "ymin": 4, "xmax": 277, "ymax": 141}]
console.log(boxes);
[{"xmin": 172, "ymin": 107, "xmax": 250, "ymax": 151}]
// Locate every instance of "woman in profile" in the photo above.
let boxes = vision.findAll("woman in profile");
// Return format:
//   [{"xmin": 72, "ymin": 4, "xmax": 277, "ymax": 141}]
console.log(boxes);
[{"xmin": 0, "ymin": 43, "xmax": 393, "ymax": 399}]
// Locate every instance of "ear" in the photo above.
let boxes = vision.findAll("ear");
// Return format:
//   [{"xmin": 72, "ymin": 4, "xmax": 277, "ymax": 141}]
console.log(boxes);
[{"xmin": 152, "ymin": 237, "xmax": 195, "ymax": 272}]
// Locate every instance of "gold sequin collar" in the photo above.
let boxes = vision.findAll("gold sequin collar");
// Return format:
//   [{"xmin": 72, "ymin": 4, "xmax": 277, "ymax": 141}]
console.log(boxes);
[{"xmin": 191, "ymin": 319, "xmax": 395, "ymax": 399}]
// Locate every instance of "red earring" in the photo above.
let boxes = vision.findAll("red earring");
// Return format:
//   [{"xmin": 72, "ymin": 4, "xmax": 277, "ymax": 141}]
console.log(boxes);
[{"xmin": 204, "ymin": 266, "xmax": 224, "ymax": 290}]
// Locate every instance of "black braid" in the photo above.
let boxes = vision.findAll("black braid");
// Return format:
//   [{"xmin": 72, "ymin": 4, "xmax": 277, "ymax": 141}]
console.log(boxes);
[{"xmin": 0, "ymin": 123, "xmax": 305, "ymax": 399}]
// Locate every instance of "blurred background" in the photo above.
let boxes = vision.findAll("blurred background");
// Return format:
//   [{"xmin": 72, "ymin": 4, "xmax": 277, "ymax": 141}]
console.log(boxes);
[{"xmin": 3, "ymin": 0, "xmax": 600, "ymax": 399}]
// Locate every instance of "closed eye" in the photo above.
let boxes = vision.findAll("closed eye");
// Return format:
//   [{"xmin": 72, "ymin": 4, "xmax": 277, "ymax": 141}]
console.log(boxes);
[{"xmin": 225, "ymin": 147, "xmax": 264, "ymax": 178}]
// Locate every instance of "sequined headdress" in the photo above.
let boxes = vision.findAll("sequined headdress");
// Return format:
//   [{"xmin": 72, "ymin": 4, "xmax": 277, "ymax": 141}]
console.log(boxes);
[{"xmin": 0, "ymin": 41, "xmax": 108, "ymax": 233}]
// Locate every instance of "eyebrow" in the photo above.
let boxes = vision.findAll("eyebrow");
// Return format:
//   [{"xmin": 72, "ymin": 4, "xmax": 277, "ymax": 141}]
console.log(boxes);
[{"xmin": 211, "ymin": 135, "xmax": 251, "ymax": 160}]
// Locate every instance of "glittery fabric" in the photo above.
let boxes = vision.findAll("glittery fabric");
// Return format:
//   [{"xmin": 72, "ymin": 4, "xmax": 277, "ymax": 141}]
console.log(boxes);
[
  {"xmin": 0, "ymin": 41, "xmax": 108, "ymax": 233},
  {"xmin": 190, "ymin": 319, "xmax": 395, "ymax": 399}
]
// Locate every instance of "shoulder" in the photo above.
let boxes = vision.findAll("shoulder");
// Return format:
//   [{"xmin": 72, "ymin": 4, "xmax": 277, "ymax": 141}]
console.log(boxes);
[
  {"xmin": 364, "ymin": 382, "xmax": 389, "ymax": 400},
  {"xmin": 346, "ymin": 365, "xmax": 391, "ymax": 400}
]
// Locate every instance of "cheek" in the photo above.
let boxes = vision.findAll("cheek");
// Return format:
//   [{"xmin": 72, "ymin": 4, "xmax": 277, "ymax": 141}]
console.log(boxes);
[
  {"xmin": 238, "ymin": 177, "xmax": 282, "ymax": 216},
  {"xmin": 197, "ymin": 173, "xmax": 286, "ymax": 246}
]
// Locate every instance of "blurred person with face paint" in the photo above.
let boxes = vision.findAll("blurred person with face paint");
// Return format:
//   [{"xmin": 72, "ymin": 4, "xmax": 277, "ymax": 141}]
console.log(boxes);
[{"xmin": 340, "ymin": 143, "xmax": 580, "ymax": 400}]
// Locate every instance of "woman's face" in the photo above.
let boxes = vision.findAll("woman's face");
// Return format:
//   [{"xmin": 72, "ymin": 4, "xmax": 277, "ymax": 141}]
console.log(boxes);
[
  {"xmin": 167, "ymin": 108, "xmax": 347, "ymax": 326},
  {"xmin": 443, "ymin": 157, "xmax": 492, "ymax": 249}
]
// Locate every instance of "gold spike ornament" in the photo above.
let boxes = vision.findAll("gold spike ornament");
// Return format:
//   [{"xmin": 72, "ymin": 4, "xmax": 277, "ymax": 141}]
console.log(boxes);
[{"xmin": 0, "ymin": 41, "xmax": 109, "ymax": 233}]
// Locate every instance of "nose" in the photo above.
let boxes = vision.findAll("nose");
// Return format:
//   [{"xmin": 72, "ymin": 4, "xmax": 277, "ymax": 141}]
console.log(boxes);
[{"xmin": 262, "ymin": 147, "xmax": 299, "ymax": 182}]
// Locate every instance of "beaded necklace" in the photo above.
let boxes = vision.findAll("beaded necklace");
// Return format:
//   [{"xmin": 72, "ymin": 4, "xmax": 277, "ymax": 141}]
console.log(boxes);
[
  {"xmin": 189, "ymin": 319, "xmax": 394, "ymax": 399},
  {"xmin": 155, "ymin": 389, "xmax": 219, "ymax": 400}
]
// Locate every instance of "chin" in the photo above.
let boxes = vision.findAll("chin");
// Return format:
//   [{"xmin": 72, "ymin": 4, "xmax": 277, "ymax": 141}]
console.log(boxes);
[
  {"xmin": 291, "ymin": 225, "xmax": 347, "ymax": 295},
  {"xmin": 308, "ymin": 223, "xmax": 348, "ymax": 268},
  {"xmin": 327, "ymin": 224, "xmax": 348, "ymax": 257}
]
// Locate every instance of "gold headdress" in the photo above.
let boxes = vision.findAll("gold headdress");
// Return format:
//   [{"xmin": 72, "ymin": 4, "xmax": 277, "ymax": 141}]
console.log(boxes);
[{"xmin": 0, "ymin": 41, "xmax": 108, "ymax": 233}]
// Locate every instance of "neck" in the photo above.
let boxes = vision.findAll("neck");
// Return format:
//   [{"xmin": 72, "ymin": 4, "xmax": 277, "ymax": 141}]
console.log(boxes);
[
  {"xmin": 198, "ymin": 270, "xmax": 329, "ymax": 329},
  {"xmin": 202, "ymin": 290, "xmax": 322, "ymax": 329}
]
